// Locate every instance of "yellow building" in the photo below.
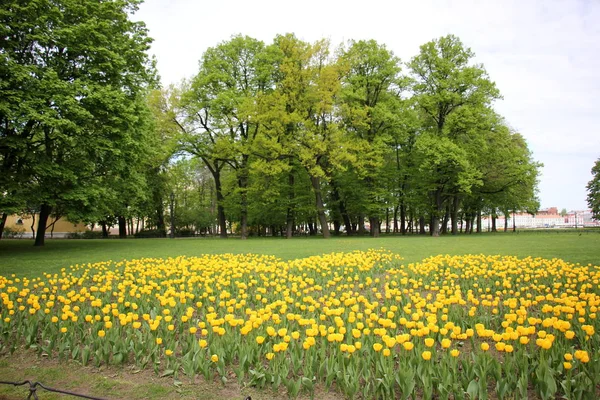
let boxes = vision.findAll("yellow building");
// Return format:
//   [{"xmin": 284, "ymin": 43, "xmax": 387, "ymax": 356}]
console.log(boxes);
[{"xmin": 3, "ymin": 214, "xmax": 86, "ymax": 238}]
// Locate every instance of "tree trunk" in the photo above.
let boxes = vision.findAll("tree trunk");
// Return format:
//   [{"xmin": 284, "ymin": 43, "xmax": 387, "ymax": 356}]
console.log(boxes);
[
  {"xmin": 393, "ymin": 204, "xmax": 399, "ymax": 234},
  {"xmin": 308, "ymin": 222, "xmax": 316, "ymax": 236},
  {"xmin": 358, "ymin": 215, "xmax": 365, "ymax": 235},
  {"xmin": 286, "ymin": 172, "xmax": 294, "ymax": 239},
  {"xmin": 30, "ymin": 213, "xmax": 36, "ymax": 238},
  {"xmin": 34, "ymin": 204, "xmax": 52, "ymax": 246},
  {"xmin": 400, "ymin": 203, "xmax": 407, "ymax": 235},
  {"xmin": 333, "ymin": 220, "xmax": 341, "ymax": 236},
  {"xmin": 441, "ymin": 204, "xmax": 450, "ymax": 234},
  {"xmin": 0, "ymin": 213, "xmax": 7, "ymax": 239},
  {"xmin": 513, "ymin": 211, "xmax": 516, "ymax": 232},
  {"xmin": 310, "ymin": 176, "xmax": 330, "ymax": 238},
  {"xmin": 330, "ymin": 179, "xmax": 352, "ymax": 236},
  {"xmin": 213, "ymin": 174, "xmax": 228, "ymax": 239},
  {"xmin": 419, "ymin": 216, "xmax": 426, "ymax": 235},
  {"xmin": 430, "ymin": 189, "xmax": 443, "ymax": 237},
  {"xmin": 385, "ymin": 208, "xmax": 390, "ymax": 234},
  {"xmin": 503, "ymin": 212, "xmax": 508, "ymax": 232},
  {"xmin": 101, "ymin": 221, "xmax": 109, "ymax": 238},
  {"xmin": 238, "ymin": 158, "xmax": 249, "ymax": 240},
  {"xmin": 451, "ymin": 196, "xmax": 459, "ymax": 235},
  {"xmin": 342, "ymin": 212, "xmax": 353, "ymax": 236},
  {"xmin": 370, "ymin": 216, "xmax": 380, "ymax": 237},
  {"xmin": 118, "ymin": 216, "xmax": 127, "ymax": 239},
  {"xmin": 491, "ymin": 210, "xmax": 497, "ymax": 232},
  {"xmin": 156, "ymin": 203, "xmax": 166, "ymax": 234},
  {"xmin": 476, "ymin": 210, "xmax": 482, "ymax": 233}
]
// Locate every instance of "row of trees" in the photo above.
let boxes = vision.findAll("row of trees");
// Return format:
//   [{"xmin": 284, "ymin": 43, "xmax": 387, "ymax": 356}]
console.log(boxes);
[
  {"xmin": 0, "ymin": 0, "xmax": 541, "ymax": 245},
  {"xmin": 164, "ymin": 34, "xmax": 540, "ymax": 239},
  {"xmin": 0, "ymin": 0, "xmax": 163, "ymax": 245}
]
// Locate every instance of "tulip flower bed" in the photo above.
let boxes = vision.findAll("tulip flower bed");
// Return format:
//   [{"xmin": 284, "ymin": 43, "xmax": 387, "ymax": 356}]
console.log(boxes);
[{"xmin": 0, "ymin": 250, "xmax": 598, "ymax": 399}]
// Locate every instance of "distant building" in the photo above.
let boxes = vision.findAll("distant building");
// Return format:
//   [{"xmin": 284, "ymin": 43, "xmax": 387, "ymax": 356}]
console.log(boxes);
[
  {"xmin": 2, "ymin": 214, "xmax": 86, "ymax": 238},
  {"xmin": 482, "ymin": 207, "xmax": 599, "ymax": 230}
]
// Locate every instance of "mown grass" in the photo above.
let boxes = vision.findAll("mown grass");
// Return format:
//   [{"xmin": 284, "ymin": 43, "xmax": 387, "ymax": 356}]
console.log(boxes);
[
  {"xmin": 1, "ymin": 230, "xmax": 599, "ymax": 277},
  {"xmin": 1, "ymin": 231, "xmax": 599, "ymax": 400}
]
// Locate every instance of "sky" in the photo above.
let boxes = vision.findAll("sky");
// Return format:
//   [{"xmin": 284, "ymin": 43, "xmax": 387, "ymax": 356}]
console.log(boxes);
[{"xmin": 133, "ymin": 0, "xmax": 600, "ymax": 211}]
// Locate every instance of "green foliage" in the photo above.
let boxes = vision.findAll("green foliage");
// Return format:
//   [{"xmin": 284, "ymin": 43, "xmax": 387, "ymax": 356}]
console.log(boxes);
[
  {"xmin": 587, "ymin": 158, "xmax": 600, "ymax": 220},
  {"xmin": 0, "ymin": 0, "xmax": 156, "ymax": 244}
]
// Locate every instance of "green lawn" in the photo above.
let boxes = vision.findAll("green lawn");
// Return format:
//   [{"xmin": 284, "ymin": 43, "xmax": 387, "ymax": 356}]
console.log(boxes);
[{"xmin": 1, "ymin": 230, "xmax": 599, "ymax": 277}]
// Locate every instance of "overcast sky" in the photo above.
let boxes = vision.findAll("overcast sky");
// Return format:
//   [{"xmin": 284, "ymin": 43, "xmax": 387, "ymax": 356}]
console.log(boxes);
[{"xmin": 134, "ymin": 0, "xmax": 599, "ymax": 211}]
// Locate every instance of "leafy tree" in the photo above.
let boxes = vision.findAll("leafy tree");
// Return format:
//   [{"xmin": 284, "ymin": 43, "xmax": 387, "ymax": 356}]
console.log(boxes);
[
  {"xmin": 339, "ymin": 39, "xmax": 405, "ymax": 237},
  {"xmin": 0, "ymin": 0, "xmax": 155, "ymax": 245},
  {"xmin": 587, "ymin": 158, "xmax": 600, "ymax": 220},
  {"xmin": 408, "ymin": 34, "xmax": 500, "ymax": 236},
  {"xmin": 180, "ymin": 35, "xmax": 273, "ymax": 239}
]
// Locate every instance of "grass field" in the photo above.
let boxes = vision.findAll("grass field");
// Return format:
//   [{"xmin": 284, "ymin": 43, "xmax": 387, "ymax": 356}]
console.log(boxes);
[
  {"xmin": 1, "ymin": 231, "xmax": 599, "ymax": 399},
  {"xmin": 1, "ymin": 230, "xmax": 600, "ymax": 277}
]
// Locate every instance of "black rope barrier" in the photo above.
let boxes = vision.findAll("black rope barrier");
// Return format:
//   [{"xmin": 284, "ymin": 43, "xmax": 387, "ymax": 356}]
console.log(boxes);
[
  {"xmin": 0, "ymin": 380, "xmax": 107, "ymax": 400},
  {"xmin": 0, "ymin": 380, "xmax": 252, "ymax": 400}
]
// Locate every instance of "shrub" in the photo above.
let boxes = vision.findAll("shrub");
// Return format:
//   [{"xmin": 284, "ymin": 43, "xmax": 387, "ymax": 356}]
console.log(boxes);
[
  {"xmin": 65, "ymin": 232, "xmax": 83, "ymax": 239},
  {"xmin": 2, "ymin": 226, "xmax": 25, "ymax": 239},
  {"xmin": 176, "ymin": 228, "xmax": 195, "ymax": 237},
  {"xmin": 82, "ymin": 230, "xmax": 104, "ymax": 239},
  {"xmin": 134, "ymin": 229, "xmax": 166, "ymax": 238}
]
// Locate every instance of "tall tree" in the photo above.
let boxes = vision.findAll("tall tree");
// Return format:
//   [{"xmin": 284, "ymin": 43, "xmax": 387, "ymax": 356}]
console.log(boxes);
[
  {"xmin": 339, "ymin": 40, "xmax": 404, "ymax": 237},
  {"xmin": 0, "ymin": 0, "xmax": 154, "ymax": 246},
  {"xmin": 587, "ymin": 158, "xmax": 600, "ymax": 220},
  {"xmin": 409, "ymin": 34, "xmax": 500, "ymax": 236},
  {"xmin": 180, "ymin": 35, "xmax": 273, "ymax": 239}
]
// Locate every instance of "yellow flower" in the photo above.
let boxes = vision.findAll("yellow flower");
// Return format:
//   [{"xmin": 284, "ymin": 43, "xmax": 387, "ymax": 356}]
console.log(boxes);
[
  {"xmin": 564, "ymin": 353, "xmax": 573, "ymax": 361},
  {"xmin": 383, "ymin": 348, "xmax": 391, "ymax": 357},
  {"xmin": 519, "ymin": 336, "xmax": 529, "ymax": 345},
  {"xmin": 481, "ymin": 342, "xmax": 490, "ymax": 351},
  {"xmin": 156, "ymin": 338, "xmax": 163, "ymax": 345},
  {"xmin": 441, "ymin": 338, "xmax": 451, "ymax": 349},
  {"xmin": 256, "ymin": 336, "xmax": 265, "ymax": 344},
  {"xmin": 402, "ymin": 342, "xmax": 414, "ymax": 351},
  {"xmin": 565, "ymin": 330, "xmax": 575, "ymax": 339},
  {"xmin": 422, "ymin": 351, "xmax": 432, "ymax": 361},
  {"xmin": 424, "ymin": 338, "xmax": 435, "ymax": 347},
  {"xmin": 165, "ymin": 349, "xmax": 173, "ymax": 356},
  {"xmin": 563, "ymin": 362, "xmax": 572, "ymax": 370},
  {"xmin": 373, "ymin": 343, "xmax": 383, "ymax": 352},
  {"xmin": 505, "ymin": 344, "xmax": 514, "ymax": 353},
  {"xmin": 97, "ymin": 330, "xmax": 105, "ymax": 337},
  {"xmin": 60, "ymin": 327, "xmax": 67, "ymax": 333},
  {"xmin": 211, "ymin": 354, "xmax": 219, "ymax": 363},
  {"xmin": 450, "ymin": 349, "xmax": 460, "ymax": 357},
  {"xmin": 266, "ymin": 352, "xmax": 274, "ymax": 361}
]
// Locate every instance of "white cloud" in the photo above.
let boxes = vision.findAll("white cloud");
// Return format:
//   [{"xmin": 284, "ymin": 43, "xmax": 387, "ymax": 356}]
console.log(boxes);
[{"xmin": 134, "ymin": 0, "xmax": 600, "ymax": 210}]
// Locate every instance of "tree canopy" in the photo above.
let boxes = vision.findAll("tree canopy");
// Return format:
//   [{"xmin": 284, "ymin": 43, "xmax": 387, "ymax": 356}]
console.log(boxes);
[
  {"xmin": 0, "ymin": 11, "xmax": 542, "ymax": 242},
  {"xmin": 0, "ymin": 0, "xmax": 157, "ymax": 244},
  {"xmin": 587, "ymin": 158, "xmax": 600, "ymax": 220}
]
